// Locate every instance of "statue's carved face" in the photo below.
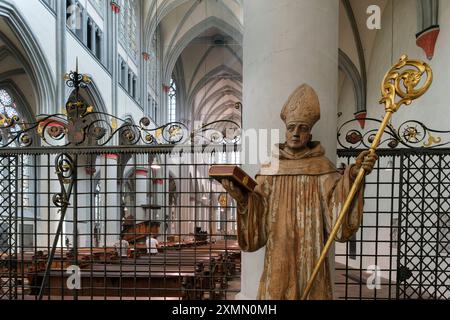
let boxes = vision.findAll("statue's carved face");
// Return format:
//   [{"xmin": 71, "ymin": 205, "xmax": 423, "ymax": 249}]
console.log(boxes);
[{"xmin": 286, "ymin": 122, "xmax": 311, "ymax": 150}]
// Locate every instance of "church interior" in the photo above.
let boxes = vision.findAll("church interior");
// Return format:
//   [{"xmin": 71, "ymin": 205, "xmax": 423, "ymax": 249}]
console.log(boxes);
[{"xmin": 0, "ymin": 0, "xmax": 449, "ymax": 301}]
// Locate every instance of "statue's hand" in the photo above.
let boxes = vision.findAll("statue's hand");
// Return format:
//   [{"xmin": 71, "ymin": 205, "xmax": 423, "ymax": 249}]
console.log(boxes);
[
  {"xmin": 351, "ymin": 150, "xmax": 379, "ymax": 179},
  {"xmin": 221, "ymin": 179, "xmax": 248, "ymax": 206}
]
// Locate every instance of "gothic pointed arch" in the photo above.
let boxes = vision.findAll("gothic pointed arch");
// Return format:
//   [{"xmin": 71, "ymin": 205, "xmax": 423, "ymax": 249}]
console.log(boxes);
[{"xmin": 0, "ymin": 1, "xmax": 55, "ymax": 114}]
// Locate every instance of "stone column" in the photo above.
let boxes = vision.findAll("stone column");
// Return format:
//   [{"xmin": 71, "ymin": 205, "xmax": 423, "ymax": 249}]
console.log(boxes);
[
  {"xmin": 239, "ymin": 0, "xmax": 339, "ymax": 300},
  {"xmin": 125, "ymin": 66, "xmax": 130, "ymax": 92},
  {"xmin": 128, "ymin": 71, "xmax": 133, "ymax": 94},
  {"xmin": 91, "ymin": 23, "xmax": 97, "ymax": 55},
  {"xmin": 118, "ymin": 57, "xmax": 124, "ymax": 85},
  {"xmin": 133, "ymin": 75, "xmax": 138, "ymax": 99},
  {"xmin": 111, "ymin": 2, "xmax": 120, "ymax": 117},
  {"xmin": 142, "ymin": 56, "xmax": 150, "ymax": 116},
  {"xmin": 97, "ymin": 30, "xmax": 103, "ymax": 61},
  {"xmin": 135, "ymin": 167, "xmax": 149, "ymax": 222},
  {"xmin": 75, "ymin": 164, "xmax": 97, "ymax": 248},
  {"xmin": 100, "ymin": 154, "xmax": 121, "ymax": 246},
  {"xmin": 55, "ymin": 0, "xmax": 67, "ymax": 114},
  {"xmin": 131, "ymin": 74, "xmax": 135, "ymax": 97},
  {"xmin": 36, "ymin": 153, "xmax": 61, "ymax": 248},
  {"xmin": 82, "ymin": 8, "xmax": 88, "ymax": 44},
  {"xmin": 66, "ymin": 0, "xmax": 76, "ymax": 31}
]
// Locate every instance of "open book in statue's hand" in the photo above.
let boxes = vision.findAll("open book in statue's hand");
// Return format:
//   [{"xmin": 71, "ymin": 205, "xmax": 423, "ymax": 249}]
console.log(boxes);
[{"xmin": 209, "ymin": 165, "xmax": 257, "ymax": 192}]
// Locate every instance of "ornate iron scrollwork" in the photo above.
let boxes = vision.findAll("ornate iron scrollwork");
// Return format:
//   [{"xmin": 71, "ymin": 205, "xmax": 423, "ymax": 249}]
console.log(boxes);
[
  {"xmin": 52, "ymin": 153, "xmax": 76, "ymax": 208},
  {"xmin": 0, "ymin": 106, "xmax": 240, "ymax": 149},
  {"xmin": 338, "ymin": 117, "xmax": 450, "ymax": 149},
  {"xmin": 38, "ymin": 152, "xmax": 77, "ymax": 300},
  {"xmin": 0, "ymin": 66, "xmax": 241, "ymax": 149}
]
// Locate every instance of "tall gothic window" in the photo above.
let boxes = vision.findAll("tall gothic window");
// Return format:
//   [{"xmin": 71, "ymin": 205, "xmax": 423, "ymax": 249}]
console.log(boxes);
[
  {"xmin": 0, "ymin": 88, "xmax": 31, "ymax": 206},
  {"xmin": 149, "ymin": 31, "xmax": 159, "ymax": 91},
  {"xmin": 119, "ymin": 0, "xmax": 138, "ymax": 59},
  {"xmin": 0, "ymin": 88, "xmax": 27, "ymax": 147},
  {"xmin": 168, "ymin": 78, "xmax": 177, "ymax": 123},
  {"xmin": 0, "ymin": 88, "xmax": 33, "ymax": 248}
]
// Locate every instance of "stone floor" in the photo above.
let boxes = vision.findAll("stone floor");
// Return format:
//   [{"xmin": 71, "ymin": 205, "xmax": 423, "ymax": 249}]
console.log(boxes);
[
  {"xmin": 226, "ymin": 263, "xmax": 397, "ymax": 300},
  {"xmin": 334, "ymin": 264, "xmax": 395, "ymax": 300}
]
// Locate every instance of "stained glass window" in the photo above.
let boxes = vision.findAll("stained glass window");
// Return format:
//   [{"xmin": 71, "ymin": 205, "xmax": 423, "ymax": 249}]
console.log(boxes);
[
  {"xmin": 148, "ymin": 31, "xmax": 159, "ymax": 91},
  {"xmin": 119, "ymin": 0, "xmax": 138, "ymax": 59},
  {"xmin": 119, "ymin": 0, "xmax": 126, "ymax": 43},
  {"xmin": 168, "ymin": 78, "xmax": 177, "ymax": 123},
  {"xmin": 0, "ymin": 89, "xmax": 13, "ymax": 106},
  {"xmin": 0, "ymin": 89, "xmax": 20, "ymax": 134},
  {"xmin": 0, "ymin": 88, "xmax": 31, "ymax": 208},
  {"xmin": 129, "ymin": 2, "xmax": 137, "ymax": 56}
]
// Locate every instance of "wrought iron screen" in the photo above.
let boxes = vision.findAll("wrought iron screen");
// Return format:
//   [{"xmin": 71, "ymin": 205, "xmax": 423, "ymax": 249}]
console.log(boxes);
[
  {"xmin": 397, "ymin": 150, "xmax": 450, "ymax": 299},
  {"xmin": 0, "ymin": 146, "xmax": 241, "ymax": 300},
  {"xmin": 0, "ymin": 156, "xmax": 18, "ymax": 299},
  {"xmin": 0, "ymin": 67, "xmax": 244, "ymax": 301},
  {"xmin": 2, "ymin": 67, "xmax": 449, "ymax": 300},
  {"xmin": 336, "ymin": 148, "xmax": 450, "ymax": 300}
]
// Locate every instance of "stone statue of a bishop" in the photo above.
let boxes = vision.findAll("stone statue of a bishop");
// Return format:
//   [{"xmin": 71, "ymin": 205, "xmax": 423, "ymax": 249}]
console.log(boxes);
[{"xmin": 222, "ymin": 84, "xmax": 377, "ymax": 300}]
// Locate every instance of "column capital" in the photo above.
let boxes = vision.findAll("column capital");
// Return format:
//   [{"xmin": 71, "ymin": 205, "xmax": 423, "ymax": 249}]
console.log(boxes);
[
  {"xmin": 142, "ymin": 52, "xmax": 151, "ymax": 61},
  {"xmin": 110, "ymin": 1, "xmax": 121, "ymax": 14},
  {"xmin": 135, "ymin": 168, "xmax": 149, "ymax": 176},
  {"xmin": 102, "ymin": 153, "xmax": 119, "ymax": 160}
]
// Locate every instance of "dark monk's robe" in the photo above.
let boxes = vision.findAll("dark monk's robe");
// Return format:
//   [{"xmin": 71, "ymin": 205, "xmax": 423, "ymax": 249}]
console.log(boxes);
[{"xmin": 237, "ymin": 142, "xmax": 364, "ymax": 300}]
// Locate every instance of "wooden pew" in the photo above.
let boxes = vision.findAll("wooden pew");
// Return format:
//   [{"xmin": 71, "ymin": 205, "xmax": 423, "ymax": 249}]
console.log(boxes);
[
  {"xmin": 25, "ymin": 241, "xmax": 241, "ymax": 300},
  {"xmin": 105, "ymin": 253, "xmax": 223, "ymax": 299},
  {"xmin": 29, "ymin": 264, "xmax": 207, "ymax": 299}
]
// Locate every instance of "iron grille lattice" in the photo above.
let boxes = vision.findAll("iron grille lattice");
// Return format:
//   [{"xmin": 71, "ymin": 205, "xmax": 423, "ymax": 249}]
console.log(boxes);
[
  {"xmin": 0, "ymin": 148, "xmax": 241, "ymax": 301},
  {"xmin": 0, "ymin": 156, "xmax": 17, "ymax": 300},
  {"xmin": 337, "ymin": 148, "xmax": 450, "ymax": 300},
  {"xmin": 397, "ymin": 152, "xmax": 450, "ymax": 299}
]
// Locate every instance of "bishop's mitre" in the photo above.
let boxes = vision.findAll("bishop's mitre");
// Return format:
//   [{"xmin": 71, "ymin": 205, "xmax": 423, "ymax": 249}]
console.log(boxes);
[{"xmin": 280, "ymin": 84, "xmax": 321, "ymax": 128}]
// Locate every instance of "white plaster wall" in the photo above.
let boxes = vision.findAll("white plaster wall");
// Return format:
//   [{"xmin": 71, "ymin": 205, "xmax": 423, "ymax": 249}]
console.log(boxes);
[
  {"xmin": 7, "ymin": 0, "xmax": 57, "ymax": 77},
  {"xmin": 118, "ymin": 86, "xmax": 145, "ymax": 120},
  {"xmin": 339, "ymin": 2, "xmax": 360, "ymax": 73},
  {"xmin": 66, "ymin": 31, "xmax": 112, "ymax": 108},
  {"xmin": 337, "ymin": 77, "xmax": 357, "ymax": 129},
  {"xmin": 7, "ymin": 0, "xmax": 146, "ymax": 119},
  {"xmin": 339, "ymin": 0, "xmax": 449, "ymax": 132},
  {"xmin": 337, "ymin": 0, "xmax": 450, "ymax": 286}
]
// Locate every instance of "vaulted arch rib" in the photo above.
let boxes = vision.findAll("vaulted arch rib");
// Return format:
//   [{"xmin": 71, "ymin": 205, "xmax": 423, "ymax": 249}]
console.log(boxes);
[{"xmin": 163, "ymin": 16, "xmax": 243, "ymax": 85}]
